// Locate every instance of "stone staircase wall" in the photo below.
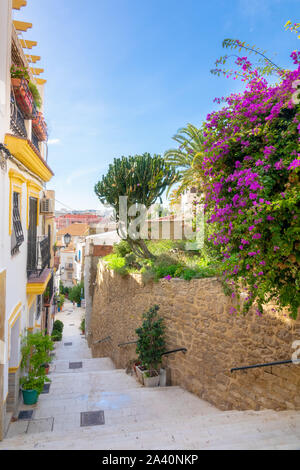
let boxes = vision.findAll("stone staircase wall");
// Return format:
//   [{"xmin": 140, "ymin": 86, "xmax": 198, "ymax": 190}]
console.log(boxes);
[{"xmin": 90, "ymin": 261, "xmax": 300, "ymax": 412}]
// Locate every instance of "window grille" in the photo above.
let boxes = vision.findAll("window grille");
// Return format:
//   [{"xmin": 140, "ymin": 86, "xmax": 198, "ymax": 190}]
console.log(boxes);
[
  {"xmin": 11, "ymin": 192, "xmax": 24, "ymax": 255},
  {"xmin": 36, "ymin": 295, "xmax": 42, "ymax": 320}
]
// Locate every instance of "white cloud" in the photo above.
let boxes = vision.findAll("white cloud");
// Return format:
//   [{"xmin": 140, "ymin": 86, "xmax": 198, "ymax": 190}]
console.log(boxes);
[{"xmin": 48, "ymin": 138, "xmax": 61, "ymax": 145}]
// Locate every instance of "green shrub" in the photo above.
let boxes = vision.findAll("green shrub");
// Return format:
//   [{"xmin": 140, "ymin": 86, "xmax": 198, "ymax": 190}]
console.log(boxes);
[
  {"xmin": 69, "ymin": 282, "xmax": 84, "ymax": 304},
  {"xmin": 103, "ymin": 253, "xmax": 129, "ymax": 276},
  {"xmin": 53, "ymin": 320, "xmax": 64, "ymax": 332},
  {"xmin": 113, "ymin": 240, "xmax": 132, "ymax": 257},
  {"xmin": 80, "ymin": 318, "xmax": 85, "ymax": 333},
  {"xmin": 135, "ymin": 305, "xmax": 166, "ymax": 374},
  {"xmin": 51, "ymin": 332, "xmax": 62, "ymax": 342}
]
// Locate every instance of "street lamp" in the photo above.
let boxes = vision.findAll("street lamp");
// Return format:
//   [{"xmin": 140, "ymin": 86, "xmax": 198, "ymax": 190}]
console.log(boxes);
[{"xmin": 64, "ymin": 233, "xmax": 71, "ymax": 247}]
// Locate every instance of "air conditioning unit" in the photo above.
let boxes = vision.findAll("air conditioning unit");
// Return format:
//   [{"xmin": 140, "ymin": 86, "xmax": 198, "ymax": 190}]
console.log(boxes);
[{"xmin": 40, "ymin": 198, "xmax": 54, "ymax": 214}]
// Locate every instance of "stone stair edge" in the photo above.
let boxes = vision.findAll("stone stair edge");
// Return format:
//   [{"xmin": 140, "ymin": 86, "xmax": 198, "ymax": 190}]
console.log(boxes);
[
  {"xmin": 2, "ymin": 407, "xmax": 299, "ymax": 448},
  {"xmin": 2, "ymin": 418, "xmax": 299, "ymax": 450}
]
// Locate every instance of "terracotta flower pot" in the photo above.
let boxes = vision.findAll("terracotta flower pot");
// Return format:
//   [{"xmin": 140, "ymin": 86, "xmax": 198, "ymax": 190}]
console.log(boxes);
[
  {"xmin": 11, "ymin": 78, "xmax": 33, "ymax": 118},
  {"xmin": 32, "ymin": 112, "xmax": 47, "ymax": 141}
]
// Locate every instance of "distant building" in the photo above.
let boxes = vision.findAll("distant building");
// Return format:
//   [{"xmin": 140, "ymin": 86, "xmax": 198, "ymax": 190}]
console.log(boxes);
[
  {"xmin": 55, "ymin": 213, "xmax": 102, "ymax": 230},
  {"xmin": 56, "ymin": 224, "xmax": 89, "ymax": 288}
]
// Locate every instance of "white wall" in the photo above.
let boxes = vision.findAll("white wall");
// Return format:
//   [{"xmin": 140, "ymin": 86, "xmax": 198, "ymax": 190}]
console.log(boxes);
[
  {"xmin": 0, "ymin": 0, "xmax": 12, "ymax": 406},
  {"xmin": 60, "ymin": 251, "xmax": 75, "ymax": 288}
]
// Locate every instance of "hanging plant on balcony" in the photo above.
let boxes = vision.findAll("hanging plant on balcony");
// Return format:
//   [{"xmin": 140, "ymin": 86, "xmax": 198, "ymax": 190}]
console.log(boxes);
[
  {"xmin": 28, "ymin": 81, "xmax": 42, "ymax": 110},
  {"xmin": 11, "ymin": 64, "xmax": 30, "ymax": 81},
  {"xmin": 32, "ymin": 112, "xmax": 48, "ymax": 141},
  {"xmin": 11, "ymin": 65, "xmax": 34, "ymax": 119}
]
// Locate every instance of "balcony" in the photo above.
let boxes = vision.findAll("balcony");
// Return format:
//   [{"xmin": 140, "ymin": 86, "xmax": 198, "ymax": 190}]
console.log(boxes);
[
  {"xmin": 31, "ymin": 130, "xmax": 40, "ymax": 154},
  {"xmin": 10, "ymin": 93, "xmax": 27, "ymax": 139},
  {"xmin": 11, "ymin": 78, "xmax": 34, "ymax": 119},
  {"xmin": 27, "ymin": 235, "xmax": 51, "ymax": 279},
  {"xmin": 32, "ymin": 112, "xmax": 48, "ymax": 142}
]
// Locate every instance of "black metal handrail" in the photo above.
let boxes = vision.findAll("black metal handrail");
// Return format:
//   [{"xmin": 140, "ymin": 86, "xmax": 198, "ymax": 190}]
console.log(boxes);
[
  {"xmin": 118, "ymin": 340, "xmax": 138, "ymax": 347},
  {"xmin": 161, "ymin": 348, "xmax": 187, "ymax": 357},
  {"xmin": 93, "ymin": 335, "xmax": 111, "ymax": 345},
  {"xmin": 230, "ymin": 359, "xmax": 300, "ymax": 373}
]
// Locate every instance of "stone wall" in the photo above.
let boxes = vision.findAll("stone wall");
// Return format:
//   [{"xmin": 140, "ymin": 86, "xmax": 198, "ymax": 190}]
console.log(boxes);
[
  {"xmin": 90, "ymin": 261, "xmax": 300, "ymax": 411},
  {"xmin": 84, "ymin": 239, "xmax": 114, "ymax": 345}
]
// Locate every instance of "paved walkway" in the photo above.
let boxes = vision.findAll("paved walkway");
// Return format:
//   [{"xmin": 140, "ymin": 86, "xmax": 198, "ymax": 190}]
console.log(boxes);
[{"xmin": 1, "ymin": 301, "xmax": 300, "ymax": 449}]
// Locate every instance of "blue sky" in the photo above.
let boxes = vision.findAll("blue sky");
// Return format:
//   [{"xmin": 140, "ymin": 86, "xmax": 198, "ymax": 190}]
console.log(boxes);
[{"xmin": 14, "ymin": 0, "xmax": 299, "ymax": 210}]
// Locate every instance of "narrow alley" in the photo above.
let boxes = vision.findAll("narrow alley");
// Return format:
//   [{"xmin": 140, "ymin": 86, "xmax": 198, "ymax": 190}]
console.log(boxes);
[{"xmin": 0, "ymin": 301, "xmax": 299, "ymax": 450}]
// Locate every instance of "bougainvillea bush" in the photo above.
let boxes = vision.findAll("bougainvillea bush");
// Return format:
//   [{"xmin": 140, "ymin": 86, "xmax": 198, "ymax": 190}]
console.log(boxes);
[{"xmin": 201, "ymin": 54, "xmax": 300, "ymax": 318}]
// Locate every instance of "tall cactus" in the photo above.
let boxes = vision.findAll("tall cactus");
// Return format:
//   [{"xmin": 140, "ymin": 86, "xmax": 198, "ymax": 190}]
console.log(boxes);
[{"xmin": 94, "ymin": 153, "xmax": 179, "ymax": 258}]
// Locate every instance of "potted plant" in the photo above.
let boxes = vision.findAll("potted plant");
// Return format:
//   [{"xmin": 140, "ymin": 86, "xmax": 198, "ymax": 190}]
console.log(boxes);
[
  {"xmin": 57, "ymin": 293, "xmax": 61, "ymax": 312},
  {"xmin": 80, "ymin": 318, "xmax": 85, "ymax": 334},
  {"xmin": 32, "ymin": 111, "xmax": 48, "ymax": 141},
  {"xmin": 10, "ymin": 65, "xmax": 34, "ymax": 118},
  {"xmin": 42, "ymin": 363, "xmax": 50, "ymax": 375},
  {"xmin": 43, "ymin": 286, "xmax": 51, "ymax": 305},
  {"xmin": 135, "ymin": 363, "xmax": 148, "ymax": 385},
  {"xmin": 69, "ymin": 282, "xmax": 84, "ymax": 307},
  {"xmin": 59, "ymin": 294, "xmax": 65, "ymax": 311},
  {"xmin": 51, "ymin": 320, "xmax": 64, "ymax": 342},
  {"xmin": 20, "ymin": 332, "xmax": 54, "ymax": 405},
  {"xmin": 135, "ymin": 305, "xmax": 166, "ymax": 387}
]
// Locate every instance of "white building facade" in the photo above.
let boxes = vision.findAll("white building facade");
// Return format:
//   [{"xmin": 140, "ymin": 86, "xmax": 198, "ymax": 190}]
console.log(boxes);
[{"xmin": 0, "ymin": 1, "xmax": 55, "ymax": 439}]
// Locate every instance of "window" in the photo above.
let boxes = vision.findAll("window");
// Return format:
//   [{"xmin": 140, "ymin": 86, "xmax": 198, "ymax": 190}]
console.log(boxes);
[
  {"xmin": 11, "ymin": 191, "xmax": 24, "ymax": 255},
  {"xmin": 67, "ymin": 272, "xmax": 73, "ymax": 280}
]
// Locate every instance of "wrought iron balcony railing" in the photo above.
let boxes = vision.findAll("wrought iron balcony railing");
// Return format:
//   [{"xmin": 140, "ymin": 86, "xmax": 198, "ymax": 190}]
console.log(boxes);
[
  {"xmin": 31, "ymin": 130, "xmax": 40, "ymax": 154},
  {"xmin": 27, "ymin": 235, "xmax": 51, "ymax": 279},
  {"xmin": 10, "ymin": 93, "xmax": 27, "ymax": 139}
]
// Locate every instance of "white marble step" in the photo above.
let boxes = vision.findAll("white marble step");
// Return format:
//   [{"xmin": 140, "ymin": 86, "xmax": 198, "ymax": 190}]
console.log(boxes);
[
  {"xmin": 50, "ymin": 357, "xmax": 116, "ymax": 374},
  {"xmin": 1, "ymin": 409, "xmax": 299, "ymax": 450}
]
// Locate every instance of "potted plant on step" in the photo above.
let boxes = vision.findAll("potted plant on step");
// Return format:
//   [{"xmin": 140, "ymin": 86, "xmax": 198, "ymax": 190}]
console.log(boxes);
[
  {"xmin": 80, "ymin": 317, "xmax": 85, "ymax": 335},
  {"xmin": 43, "ymin": 286, "xmax": 51, "ymax": 306},
  {"xmin": 59, "ymin": 294, "xmax": 65, "ymax": 312},
  {"xmin": 135, "ymin": 305, "xmax": 166, "ymax": 387},
  {"xmin": 51, "ymin": 320, "xmax": 64, "ymax": 342},
  {"xmin": 20, "ymin": 332, "xmax": 54, "ymax": 405},
  {"xmin": 69, "ymin": 282, "xmax": 84, "ymax": 307}
]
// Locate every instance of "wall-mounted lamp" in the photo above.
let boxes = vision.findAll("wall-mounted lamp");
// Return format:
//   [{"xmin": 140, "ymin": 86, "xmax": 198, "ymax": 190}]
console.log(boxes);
[{"xmin": 64, "ymin": 233, "xmax": 71, "ymax": 247}]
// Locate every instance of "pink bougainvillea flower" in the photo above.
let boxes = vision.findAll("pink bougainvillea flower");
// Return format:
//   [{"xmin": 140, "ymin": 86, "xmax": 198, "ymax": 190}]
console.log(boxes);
[{"xmin": 288, "ymin": 159, "xmax": 300, "ymax": 170}]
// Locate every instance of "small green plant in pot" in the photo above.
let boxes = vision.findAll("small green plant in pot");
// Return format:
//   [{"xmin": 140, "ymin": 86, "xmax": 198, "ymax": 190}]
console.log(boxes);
[
  {"xmin": 58, "ymin": 294, "xmax": 65, "ymax": 311},
  {"xmin": 80, "ymin": 318, "xmax": 85, "ymax": 334},
  {"xmin": 135, "ymin": 305, "xmax": 166, "ymax": 387},
  {"xmin": 51, "ymin": 319, "xmax": 64, "ymax": 342},
  {"xmin": 69, "ymin": 282, "xmax": 84, "ymax": 307},
  {"xmin": 20, "ymin": 332, "xmax": 54, "ymax": 404}
]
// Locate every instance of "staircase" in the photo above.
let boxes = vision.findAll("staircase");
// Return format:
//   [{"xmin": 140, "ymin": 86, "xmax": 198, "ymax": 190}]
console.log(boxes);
[{"xmin": 1, "ymin": 302, "xmax": 299, "ymax": 450}]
